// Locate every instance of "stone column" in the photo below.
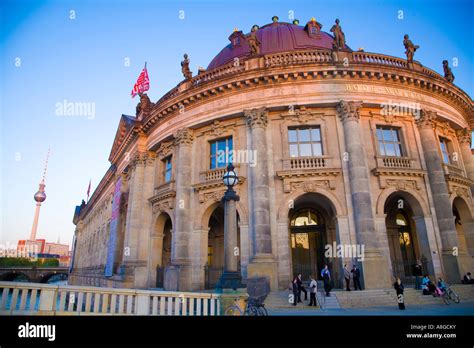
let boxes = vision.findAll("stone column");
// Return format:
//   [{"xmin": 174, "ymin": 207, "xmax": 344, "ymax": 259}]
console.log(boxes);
[
  {"xmin": 122, "ymin": 150, "xmax": 156, "ymax": 288},
  {"xmin": 217, "ymin": 185, "xmax": 243, "ymax": 289},
  {"xmin": 245, "ymin": 108, "xmax": 277, "ymax": 290},
  {"xmin": 169, "ymin": 128, "xmax": 194, "ymax": 291},
  {"xmin": 336, "ymin": 100, "xmax": 391, "ymax": 288},
  {"xmin": 416, "ymin": 109, "xmax": 461, "ymax": 282},
  {"xmin": 457, "ymin": 128, "xmax": 474, "ymax": 194}
]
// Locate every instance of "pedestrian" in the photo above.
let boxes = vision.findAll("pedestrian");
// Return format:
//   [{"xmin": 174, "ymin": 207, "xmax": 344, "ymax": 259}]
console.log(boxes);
[
  {"xmin": 343, "ymin": 264, "xmax": 351, "ymax": 291},
  {"xmin": 321, "ymin": 265, "xmax": 331, "ymax": 297},
  {"xmin": 414, "ymin": 259, "xmax": 422, "ymax": 290},
  {"xmin": 296, "ymin": 273, "xmax": 307, "ymax": 302},
  {"xmin": 351, "ymin": 264, "xmax": 362, "ymax": 290},
  {"xmin": 421, "ymin": 274, "xmax": 430, "ymax": 295},
  {"xmin": 308, "ymin": 275, "xmax": 318, "ymax": 307},
  {"xmin": 393, "ymin": 277, "xmax": 405, "ymax": 310},
  {"xmin": 463, "ymin": 272, "xmax": 474, "ymax": 284},
  {"xmin": 291, "ymin": 276, "xmax": 299, "ymax": 306}
]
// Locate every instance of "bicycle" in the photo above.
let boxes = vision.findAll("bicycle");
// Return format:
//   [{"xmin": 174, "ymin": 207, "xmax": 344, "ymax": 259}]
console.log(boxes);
[
  {"xmin": 224, "ymin": 297, "xmax": 268, "ymax": 316},
  {"xmin": 441, "ymin": 286, "xmax": 460, "ymax": 305}
]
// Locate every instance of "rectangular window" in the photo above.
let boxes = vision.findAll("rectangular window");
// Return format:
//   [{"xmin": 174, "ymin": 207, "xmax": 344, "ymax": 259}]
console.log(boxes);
[
  {"xmin": 288, "ymin": 126, "xmax": 323, "ymax": 157},
  {"xmin": 163, "ymin": 156, "xmax": 172, "ymax": 183},
  {"xmin": 210, "ymin": 137, "xmax": 233, "ymax": 169},
  {"xmin": 376, "ymin": 126, "xmax": 403, "ymax": 157},
  {"xmin": 439, "ymin": 138, "xmax": 451, "ymax": 164}
]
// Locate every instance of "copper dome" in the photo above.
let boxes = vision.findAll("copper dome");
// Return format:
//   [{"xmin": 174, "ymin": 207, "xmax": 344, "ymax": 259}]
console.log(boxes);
[{"xmin": 207, "ymin": 20, "xmax": 351, "ymax": 70}]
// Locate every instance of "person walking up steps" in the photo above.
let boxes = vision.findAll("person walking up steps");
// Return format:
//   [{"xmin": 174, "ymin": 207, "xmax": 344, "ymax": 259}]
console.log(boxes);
[
  {"xmin": 344, "ymin": 264, "xmax": 351, "ymax": 291},
  {"xmin": 308, "ymin": 275, "xmax": 318, "ymax": 307}
]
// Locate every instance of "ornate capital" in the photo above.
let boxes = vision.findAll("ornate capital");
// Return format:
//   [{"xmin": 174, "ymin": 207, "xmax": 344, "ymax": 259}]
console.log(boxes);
[
  {"xmin": 456, "ymin": 128, "xmax": 472, "ymax": 145},
  {"xmin": 174, "ymin": 128, "xmax": 194, "ymax": 146},
  {"xmin": 245, "ymin": 107, "xmax": 268, "ymax": 128},
  {"xmin": 416, "ymin": 109, "xmax": 437, "ymax": 129},
  {"xmin": 336, "ymin": 100, "xmax": 363, "ymax": 123}
]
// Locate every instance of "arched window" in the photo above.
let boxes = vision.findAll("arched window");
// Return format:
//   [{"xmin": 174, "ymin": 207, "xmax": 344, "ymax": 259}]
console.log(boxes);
[{"xmin": 290, "ymin": 209, "xmax": 321, "ymax": 227}]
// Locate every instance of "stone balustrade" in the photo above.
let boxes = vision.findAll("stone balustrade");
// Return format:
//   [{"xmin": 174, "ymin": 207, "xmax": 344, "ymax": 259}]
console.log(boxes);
[
  {"xmin": 443, "ymin": 163, "xmax": 466, "ymax": 177},
  {"xmin": 264, "ymin": 50, "xmax": 333, "ymax": 67},
  {"xmin": 0, "ymin": 281, "xmax": 220, "ymax": 316},
  {"xmin": 200, "ymin": 167, "xmax": 228, "ymax": 182},
  {"xmin": 377, "ymin": 156, "xmax": 413, "ymax": 169},
  {"xmin": 191, "ymin": 62, "xmax": 245, "ymax": 87},
  {"xmin": 351, "ymin": 52, "xmax": 408, "ymax": 69},
  {"xmin": 284, "ymin": 156, "xmax": 327, "ymax": 170}
]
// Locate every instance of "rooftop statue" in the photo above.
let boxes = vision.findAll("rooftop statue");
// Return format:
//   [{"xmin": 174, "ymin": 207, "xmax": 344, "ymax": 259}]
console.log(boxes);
[
  {"xmin": 136, "ymin": 92, "xmax": 154, "ymax": 116},
  {"xmin": 330, "ymin": 19, "xmax": 346, "ymax": 50},
  {"xmin": 403, "ymin": 34, "xmax": 419, "ymax": 63},
  {"xmin": 181, "ymin": 53, "xmax": 193, "ymax": 80},
  {"xmin": 247, "ymin": 25, "xmax": 261, "ymax": 55},
  {"xmin": 443, "ymin": 60, "xmax": 455, "ymax": 83}
]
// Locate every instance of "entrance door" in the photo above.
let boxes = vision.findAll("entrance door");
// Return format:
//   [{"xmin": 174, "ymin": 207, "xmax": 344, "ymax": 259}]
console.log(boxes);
[{"xmin": 289, "ymin": 209, "xmax": 326, "ymax": 281}]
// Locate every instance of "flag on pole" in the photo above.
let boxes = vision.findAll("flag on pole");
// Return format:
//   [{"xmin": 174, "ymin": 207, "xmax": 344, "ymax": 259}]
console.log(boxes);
[
  {"xmin": 131, "ymin": 63, "xmax": 150, "ymax": 98},
  {"xmin": 87, "ymin": 179, "xmax": 91, "ymax": 202}
]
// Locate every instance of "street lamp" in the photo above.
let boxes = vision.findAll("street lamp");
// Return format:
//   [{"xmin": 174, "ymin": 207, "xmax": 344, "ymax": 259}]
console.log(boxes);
[{"xmin": 217, "ymin": 163, "xmax": 243, "ymax": 290}]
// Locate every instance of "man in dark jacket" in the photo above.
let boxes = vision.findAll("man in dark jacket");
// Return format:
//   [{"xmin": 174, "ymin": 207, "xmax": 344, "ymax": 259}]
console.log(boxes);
[
  {"xmin": 296, "ymin": 273, "xmax": 307, "ymax": 301},
  {"xmin": 351, "ymin": 265, "xmax": 362, "ymax": 290},
  {"xmin": 414, "ymin": 259, "xmax": 422, "ymax": 290},
  {"xmin": 321, "ymin": 265, "xmax": 331, "ymax": 297}
]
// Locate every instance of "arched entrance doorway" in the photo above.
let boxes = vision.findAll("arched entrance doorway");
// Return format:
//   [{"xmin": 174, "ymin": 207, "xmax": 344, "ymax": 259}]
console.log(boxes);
[
  {"xmin": 452, "ymin": 196, "xmax": 474, "ymax": 275},
  {"xmin": 153, "ymin": 212, "xmax": 172, "ymax": 288},
  {"xmin": 205, "ymin": 204, "xmax": 241, "ymax": 289},
  {"xmin": 384, "ymin": 192, "xmax": 433, "ymax": 284},
  {"xmin": 288, "ymin": 193, "xmax": 339, "ymax": 287}
]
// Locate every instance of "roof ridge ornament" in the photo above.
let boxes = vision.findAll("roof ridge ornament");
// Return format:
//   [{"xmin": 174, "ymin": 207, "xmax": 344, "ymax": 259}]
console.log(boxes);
[
  {"xmin": 443, "ymin": 60, "xmax": 455, "ymax": 83},
  {"xmin": 304, "ymin": 17, "xmax": 323, "ymax": 39},
  {"xmin": 403, "ymin": 34, "xmax": 420, "ymax": 66}
]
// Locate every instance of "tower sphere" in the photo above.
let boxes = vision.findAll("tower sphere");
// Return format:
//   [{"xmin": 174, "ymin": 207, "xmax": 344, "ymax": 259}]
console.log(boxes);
[{"xmin": 34, "ymin": 191, "xmax": 46, "ymax": 202}]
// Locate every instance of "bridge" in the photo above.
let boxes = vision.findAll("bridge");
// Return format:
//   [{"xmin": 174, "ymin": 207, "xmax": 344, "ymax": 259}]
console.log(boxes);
[{"xmin": 0, "ymin": 267, "xmax": 69, "ymax": 283}]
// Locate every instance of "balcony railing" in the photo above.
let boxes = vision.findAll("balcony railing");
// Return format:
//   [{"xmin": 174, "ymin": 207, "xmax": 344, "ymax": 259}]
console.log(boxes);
[
  {"xmin": 282, "ymin": 156, "xmax": 328, "ymax": 170},
  {"xmin": 443, "ymin": 163, "xmax": 465, "ymax": 177},
  {"xmin": 378, "ymin": 156, "xmax": 412, "ymax": 169},
  {"xmin": 200, "ymin": 167, "xmax": 228, "ymax": 182},
  {"xmin": 264, "ymin": 50, "xmax": 332, "ymax": 67}
]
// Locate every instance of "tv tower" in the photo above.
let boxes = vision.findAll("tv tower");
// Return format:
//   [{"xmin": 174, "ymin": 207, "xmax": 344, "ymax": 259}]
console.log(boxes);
[{"xmin": 29, "ymin": 149, "xmax": 50, "ymax": 241}]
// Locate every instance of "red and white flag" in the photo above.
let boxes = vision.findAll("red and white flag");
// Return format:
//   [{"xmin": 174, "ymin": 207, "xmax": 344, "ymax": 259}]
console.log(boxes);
[{"xmin": 131, "ymin": 63, "xmax": 150, "ymax": 98}]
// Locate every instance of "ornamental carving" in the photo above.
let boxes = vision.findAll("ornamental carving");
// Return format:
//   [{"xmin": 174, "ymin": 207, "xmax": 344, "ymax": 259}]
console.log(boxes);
[
  {"xmin": 336, "ymin": 100, "xmax": 363, "ymax": 123},
  {"xmin": 153, "ymin": 201, "xmax": 172, "ymax": 214},
  {"xmin": 294, "ymin": 106, "xmax": 324, "ymax": 124},
  {"xmin": 416, "ymin": 109, "xmax": 437, "ymax": 129},
  {"xmin": 199, "ymin": 190, "xmax": 226, "ymax": 204},
  {"xmin": 156, "ymin": 141, "xmax": 174, "ymax": 159},
  {"xmin": 291, "ymin": 180, "xmax": 331, "ymax": 193},
  {"xmin": 436, "ymin": 121, "xmax": 455, "ymax": 137},
  {"xmin": 245, "ymin": 108, "xmax": 268, "ymax": 128},
  {"xmin": 210, "ymin": 120, "xmax": 226, "ymax": 137},
  {"xmin": 174, "ymin": 128, "xmax": 194, "ymax": 146},
  {"xmin": 385, "ymin": 179, "xmax": 420, "ymax": 191},
  {"xmin": 130, "ymin": 151, "xmax": 156, "ymax": 168},
  {"xmin": 456, "ymin": 128, "xmax": 472, "ymax": 145}
]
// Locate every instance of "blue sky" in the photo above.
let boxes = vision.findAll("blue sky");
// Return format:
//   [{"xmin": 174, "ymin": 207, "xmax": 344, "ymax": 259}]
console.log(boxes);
[{"xmin": 0, "ymin": 0, "xmax": 473, "ymax": 247}]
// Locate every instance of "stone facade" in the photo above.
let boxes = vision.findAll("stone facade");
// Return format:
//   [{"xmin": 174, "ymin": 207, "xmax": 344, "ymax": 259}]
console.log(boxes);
[{"xmin": 70, "ymin": 21, "xmax": 474, "ymax": 291}]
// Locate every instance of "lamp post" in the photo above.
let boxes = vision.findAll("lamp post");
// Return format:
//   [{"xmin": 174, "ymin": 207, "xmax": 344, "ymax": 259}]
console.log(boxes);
[{"xmin": 217, "ymin": 163, "xmax": 243, "ymax": 290}]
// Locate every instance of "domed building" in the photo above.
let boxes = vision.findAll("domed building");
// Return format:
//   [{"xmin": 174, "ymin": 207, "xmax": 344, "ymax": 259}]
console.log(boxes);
[{"xmin": 70, "ymin": 17, "xmax": 474, "ymax": 292}]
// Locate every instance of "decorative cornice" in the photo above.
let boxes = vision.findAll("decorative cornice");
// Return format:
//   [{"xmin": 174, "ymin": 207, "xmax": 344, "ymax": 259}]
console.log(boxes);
[
  {"xmin": 277, "ymin": 168, "xmax": 341, "ymax": 179},
  {"xmin": 174, "ymin": 128, "xmax": 194, "ymax": 146},
  {"xmin": 193, "ymin": 176, "xmax": 246, "ymax": 192},
  {"xmin": 372, "ymin": 168, "xmax": 426, "ymax": 178},
  {"xmin": 336, "ymin": 100, "xmax": 363, "ymax": 123},
  {"xmin": 245, "ymin": 107, "xmax": 268, "ymax": 128},
  {"xmin": 416, "ymin": 109, "xmax": 437, "ymax": 129}
]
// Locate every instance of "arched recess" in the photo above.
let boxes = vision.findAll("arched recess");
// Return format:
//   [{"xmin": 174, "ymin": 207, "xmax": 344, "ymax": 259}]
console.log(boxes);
[
  {"xmin": 0, "ymin": 272, "xmax": 30, "ymax": 282},
  {"xmin": 376, "ymin": 186, "xmax": 430, "ymax": 217},
  {"xmin": 277, "ymin": 187, "xmax": 345, "ymax": 223},
  {"xmin": 149, "ymin": 211, "xmax": 173, "ymax": 288},
  {"xmin": 286, "ymin": 192, "xmax": 344, "ymax": 288},
  {"xmin": 383, "ymin": 190, "xmax": 435, "ymax": 283},
  {"xmin": 452, "ymin": 195, "xmax": 474, "ymax": 275},
  {"xmin": 199, "ymin": 200, "xmax": 242, "ymax": 290}
]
